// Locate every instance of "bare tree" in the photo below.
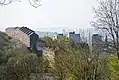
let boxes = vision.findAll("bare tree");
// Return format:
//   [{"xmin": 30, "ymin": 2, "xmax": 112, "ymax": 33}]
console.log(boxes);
[
  {"xmin": 0, "ymin": 0, "xmax": 42, "ymax": 8},
  {"xmin": 92, "ymin": 0, "xmax": 119, "ymax": 59}
]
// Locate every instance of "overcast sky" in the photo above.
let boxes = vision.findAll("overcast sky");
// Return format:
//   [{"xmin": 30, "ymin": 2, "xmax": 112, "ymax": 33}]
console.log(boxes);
[{"xmin": 0, "ymin": 0, "xmax": 97, "ymax": 32}]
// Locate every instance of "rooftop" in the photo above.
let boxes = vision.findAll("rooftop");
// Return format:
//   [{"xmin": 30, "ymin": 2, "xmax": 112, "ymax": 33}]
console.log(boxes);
[
  {"xmin": 19, "ymin": 27, "xmax": 34, "ymax": 35},
  {"xmin": 6, "ymin": 27, "xmax": 36, "ymax": 36}
]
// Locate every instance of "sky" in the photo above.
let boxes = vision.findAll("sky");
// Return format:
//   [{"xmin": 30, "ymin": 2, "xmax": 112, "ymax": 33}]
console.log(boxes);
[{"xmin": 0, "ymin": 0, "xmax": 97, "ymax": 32}]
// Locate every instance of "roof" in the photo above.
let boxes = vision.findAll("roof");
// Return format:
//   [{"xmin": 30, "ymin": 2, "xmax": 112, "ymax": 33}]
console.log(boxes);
[
  {"xmin": 6, "ymin": 27, "xmax": 37, "ymax": 36},
  {"xmin": 19, "ymin": 27, "xmax": 35, "ymax": 36},
  {"xmin": 69, "ymin": 31, "xmax": 75, "ymax": 34},
  {"xmin": 6, "ymin": 27, "xmax": 20, "ymax": 30}
]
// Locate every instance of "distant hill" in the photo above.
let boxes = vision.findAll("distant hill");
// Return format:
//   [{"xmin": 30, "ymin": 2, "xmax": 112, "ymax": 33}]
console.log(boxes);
[{"xmin": 35, "ymin": 31, "xmax": 58, "ymax": 38}]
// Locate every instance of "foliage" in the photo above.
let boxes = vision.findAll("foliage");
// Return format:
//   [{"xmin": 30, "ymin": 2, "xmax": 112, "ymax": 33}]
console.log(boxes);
[
  {"xmin": 0, "ymin": 50, "xmax": 8, "ymax": 64},
  {"xmin": 0, "ymin": 52, "xmax": 43, "ymax": 80},
  {"xmin": 44, "ymin": 36, "xmax": 89, "ymax": 54},
  {"xmin": 5, "ymin": 53, "xmax": 41, "ymax": 80},
  {"xmin": 0, "ymin": 32, "xmax": 43, "ymax": 80},
  {"xmin": 44, "ymin": 35, "xmax": 110, "ymax": 80},
  {"xmin": 109, "ymin": 56, "xmax": 119, "ymax": 80},
  {"xmin": 0, "ymin": 33, "xmax": 116, "ymax": 80}
]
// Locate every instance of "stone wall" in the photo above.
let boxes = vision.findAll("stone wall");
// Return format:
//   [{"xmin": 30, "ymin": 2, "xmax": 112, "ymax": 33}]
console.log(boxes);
[{"xmin": 5, "ymin": 27, "xmax": 30, "ymax": 48}]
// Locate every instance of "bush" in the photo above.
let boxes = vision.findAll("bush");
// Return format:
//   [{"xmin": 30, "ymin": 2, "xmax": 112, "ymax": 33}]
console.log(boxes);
[{"xmin": 109, "ymin": 56, "xmax": 119, "ymax": 80}]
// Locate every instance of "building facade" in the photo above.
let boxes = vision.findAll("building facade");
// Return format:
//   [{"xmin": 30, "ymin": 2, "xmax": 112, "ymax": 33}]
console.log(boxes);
[
  {"xmin": 69, "ymin": 31, "xmax": 80, "ymax": 43},
  {"xmin": 92, "ymin": 34, "xmax": 103, "ymax": 52}
]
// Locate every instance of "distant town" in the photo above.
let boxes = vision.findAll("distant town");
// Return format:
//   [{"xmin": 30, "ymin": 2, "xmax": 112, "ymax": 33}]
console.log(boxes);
[{"xmin": 5, "ymin": 26, "xmax": 112, "ymax": 55}]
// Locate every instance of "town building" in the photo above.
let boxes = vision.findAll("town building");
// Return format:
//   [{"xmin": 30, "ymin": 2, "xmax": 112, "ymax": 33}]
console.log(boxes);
[
  {"xmin": 5, "ymin": 27, "xmax": 45, "ymax": 53},
  {"xmin": 92, "ymin": 34, "xmax": 103, "ymax": 52},
  {"xmin": 69, "ymin": 31, "xmax": 81, "ymax": 43}
]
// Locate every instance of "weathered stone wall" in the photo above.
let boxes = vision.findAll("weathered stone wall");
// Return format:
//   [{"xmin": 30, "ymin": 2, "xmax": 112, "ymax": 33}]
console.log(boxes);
[{"xmin": 5, "ymin": 27, "xmax": 30, "ymax": 48}]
